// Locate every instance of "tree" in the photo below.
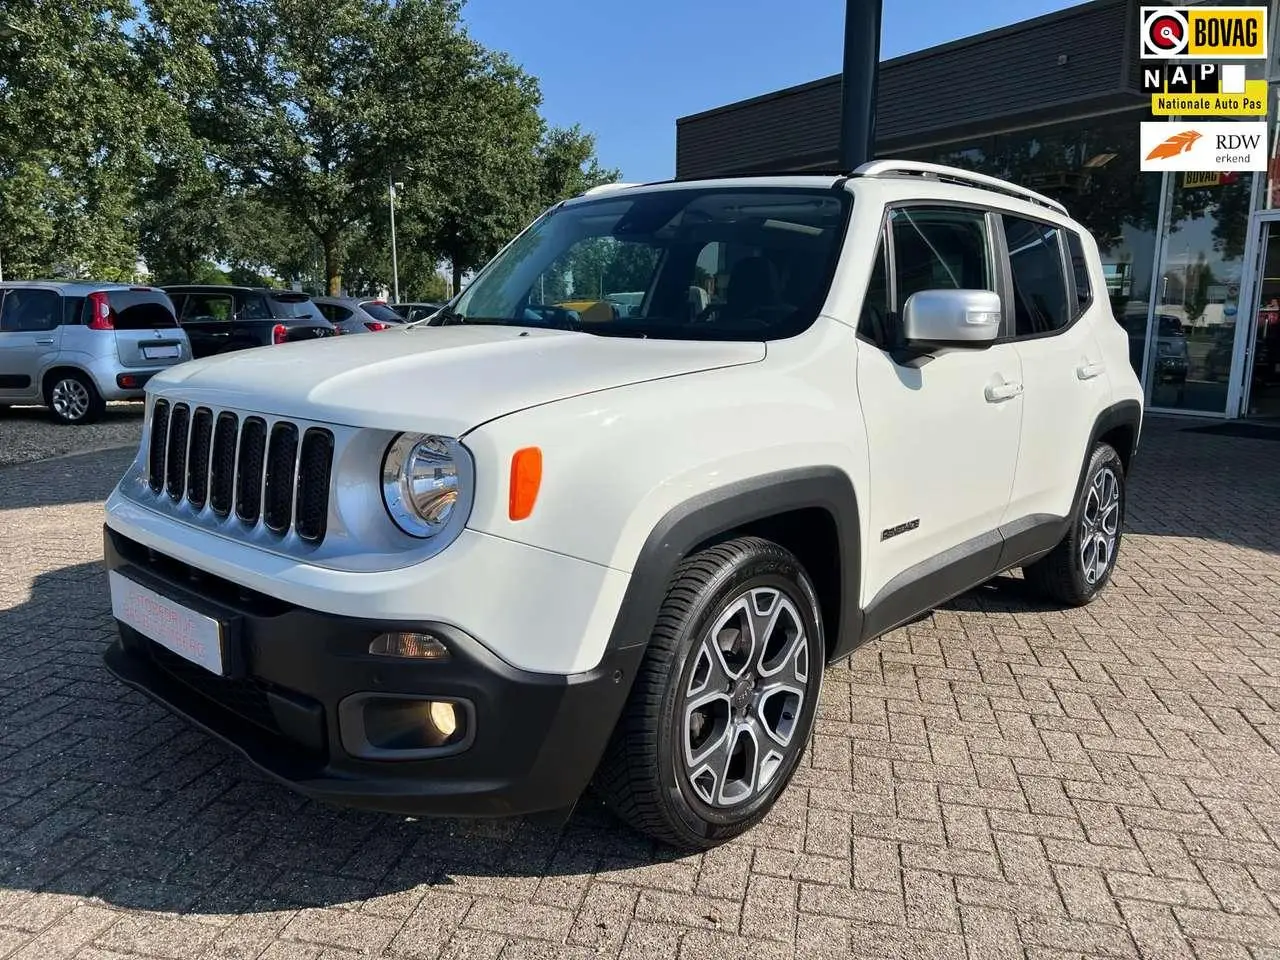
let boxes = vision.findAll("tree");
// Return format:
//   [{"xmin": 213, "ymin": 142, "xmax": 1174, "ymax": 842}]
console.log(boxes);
[
  {"xmin": 161, "ymin": 0, "xmax": 483, "ymax": 294},
  {"xmin": 1184, "ymin": 253, "xmax": 1213, "ymax": 327},
  {"xmin": 0, "ymin": 0, "xmax": 157, "ymax": 279}
]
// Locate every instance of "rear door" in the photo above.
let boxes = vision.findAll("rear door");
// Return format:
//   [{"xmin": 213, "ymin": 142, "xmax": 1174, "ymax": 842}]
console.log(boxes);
[
  {"xmin": 0, "ymin": 286, "xmax": 62, "ymax": 402},
  {"xmin": 107, "ymin": 289, "xmax": 190, "ymax": 369},
  {"xmin": 1002, "ymin": 216, "xmax": 1112, "ymax": 526},
  {"xmin": 177, "ymin": 291, "xmax": 237, "ymax": 357}
]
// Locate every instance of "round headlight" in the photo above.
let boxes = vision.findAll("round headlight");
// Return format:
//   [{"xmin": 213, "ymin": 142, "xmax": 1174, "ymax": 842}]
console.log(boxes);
[{"xmin": 381, "ymin": 434, "xmax": 466, "ymax": 538}]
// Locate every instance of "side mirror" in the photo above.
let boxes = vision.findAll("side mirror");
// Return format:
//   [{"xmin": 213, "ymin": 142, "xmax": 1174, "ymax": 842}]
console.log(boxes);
[{"xmin": 902, "ymin": 289, "xmax": 1002, "ymax": 347}]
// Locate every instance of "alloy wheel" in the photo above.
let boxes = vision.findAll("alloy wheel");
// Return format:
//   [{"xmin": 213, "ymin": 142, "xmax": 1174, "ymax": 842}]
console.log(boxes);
[
  {"xmin": 51, "ymin": 378, "xmax": 91, "ymax": 422},
  {"xmin": 680, "ymin": 586, "xmax": 809, "ymax": 809},
  {"xmin": 1079, "ymin": 466, "xmax": 1121, "ymax": 585}
]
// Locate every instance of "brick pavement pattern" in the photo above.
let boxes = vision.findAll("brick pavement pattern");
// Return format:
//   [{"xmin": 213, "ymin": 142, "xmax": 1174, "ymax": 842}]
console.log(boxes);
[{"xmin": 0, "ymin": 417, "xmax": 1279, "ymax": 959}]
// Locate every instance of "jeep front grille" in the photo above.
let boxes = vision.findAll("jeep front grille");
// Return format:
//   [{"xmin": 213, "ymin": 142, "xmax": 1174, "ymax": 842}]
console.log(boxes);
[{"xmin": 147, "ymin": 398, "xmax": 334, "ymax": 545}]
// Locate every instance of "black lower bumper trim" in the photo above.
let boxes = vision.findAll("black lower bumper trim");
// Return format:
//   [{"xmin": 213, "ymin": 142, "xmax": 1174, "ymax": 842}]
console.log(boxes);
[{"xmin": 102, "ymin": 526, "xmax": 645, "ymax": 817}]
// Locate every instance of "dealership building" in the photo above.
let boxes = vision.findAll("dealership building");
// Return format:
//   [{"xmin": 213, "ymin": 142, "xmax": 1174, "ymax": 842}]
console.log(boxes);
[{"xmin": 675, "ymin": 0, "xmax": 1280, "ymax": 420}]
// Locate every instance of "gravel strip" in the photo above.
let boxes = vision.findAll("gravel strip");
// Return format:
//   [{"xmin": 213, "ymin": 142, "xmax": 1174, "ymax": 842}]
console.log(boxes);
[{"xmin": 0, "ymin": 402, "xmax": 144, "ymax": 468}]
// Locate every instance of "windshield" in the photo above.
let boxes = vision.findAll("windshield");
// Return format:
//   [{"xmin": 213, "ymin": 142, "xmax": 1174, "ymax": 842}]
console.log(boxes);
[{"xmin": 440, "ymin": 186, "xmax": 851, "ymax": 340}]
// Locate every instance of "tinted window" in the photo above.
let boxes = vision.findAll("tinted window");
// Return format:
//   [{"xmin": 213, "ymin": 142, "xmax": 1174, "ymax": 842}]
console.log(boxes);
[
  {"xmin": 449, "ymin": 187, "xmax": 852, "ymax": 341},
  {"xmin": 890, "ymin": 207, "xmax": 993, "ymax": 305},
  {"xmin": 182, "ymin": 293, "xmax": 234, "ymax": 323},
  {"xmin": 241, "ymin": 295, "xmax": 272, "ymax": 320},
  {"xmin": 0, "ymin": 288, "xmax": 60, "ymax": 332},
  {"xmin": 64, "ymin": 296, "xmax": 85, "ymax": 326},
  {"xmin": 1066, "ymin": 230, "xmax": 1092, "ymax": 315},
  {"xmin": 857, "ymin": 234, "xmax": 891, "ymax": 345},
  {"xmin": 270, "ymin": 294, "xmax": 326, "ymax": 321},
  {"xmin": 362, "ymin": 302, "xmax": 404, "ymax": 323},
  {"xmin": 107, "ymin": 290, "xmax": 178, "ymax": 330},
  {"xmin": 1004, "ymin": 215, "xmax": 1070, "ymax": 336}
]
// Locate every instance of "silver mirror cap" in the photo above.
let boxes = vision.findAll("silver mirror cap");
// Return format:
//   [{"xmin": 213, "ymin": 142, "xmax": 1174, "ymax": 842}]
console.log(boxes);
[{"xmin": 902, "ymin": 289, "xmax": 1002, "ymax": 345}]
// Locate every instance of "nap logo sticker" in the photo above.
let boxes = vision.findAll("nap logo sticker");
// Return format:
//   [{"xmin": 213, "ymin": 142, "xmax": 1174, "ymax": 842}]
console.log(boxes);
[{"xmin": 1140, "ymin": 6, "xmax": 1267, "ymax": 59}]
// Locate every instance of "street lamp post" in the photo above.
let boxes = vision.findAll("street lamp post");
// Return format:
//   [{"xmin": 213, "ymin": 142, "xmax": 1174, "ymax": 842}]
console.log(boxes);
[{"xmin": 389, "ymin": 177, "xmax": 404, "ymax": 303}]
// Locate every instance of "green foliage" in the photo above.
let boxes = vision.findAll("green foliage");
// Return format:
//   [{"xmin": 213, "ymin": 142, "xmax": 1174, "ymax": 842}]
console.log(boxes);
[{"xmin": 0, "ymin": 0, "xmax": 616, "ymax": 292}]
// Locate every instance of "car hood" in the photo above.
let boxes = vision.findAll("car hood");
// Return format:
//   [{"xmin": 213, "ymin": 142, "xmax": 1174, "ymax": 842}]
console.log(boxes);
[{"xmin": 149, "ymin": 324, "xmax": 766, "ymax": 435}]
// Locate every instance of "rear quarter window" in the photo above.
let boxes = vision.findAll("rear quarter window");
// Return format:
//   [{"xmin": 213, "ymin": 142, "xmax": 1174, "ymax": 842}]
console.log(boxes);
[
  {"xmin": 270, "ymin": 295, "xmax": 326, "ymax": 321},
  {"xmin": 107, "ymin": 290, "xmax": 178, "ymax": 329},
  {"xmin": 362, "ymin": 302, "xmax": 404, "ymax": 323}
]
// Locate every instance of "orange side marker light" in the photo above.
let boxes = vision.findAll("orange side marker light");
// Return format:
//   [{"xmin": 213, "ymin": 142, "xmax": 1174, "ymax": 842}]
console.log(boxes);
[{"xmin": 509, "ymin": 447, "xmax": 542, "ymax": 521}]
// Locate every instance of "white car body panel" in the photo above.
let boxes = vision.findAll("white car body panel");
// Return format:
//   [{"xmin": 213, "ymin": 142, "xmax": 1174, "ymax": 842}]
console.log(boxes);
[{"xmin": 148, "ymin": 323, "xmax": 764, "ymax": 435}]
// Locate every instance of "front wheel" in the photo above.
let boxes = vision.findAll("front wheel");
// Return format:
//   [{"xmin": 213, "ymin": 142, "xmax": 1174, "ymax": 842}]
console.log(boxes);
[
  {"xmin": 594, "ymin": 537, "xmax": 825, "ymax": 849},
  {"xmin": 1024, "ymin": 442, "xmax": 1126, "ymax": 606}
]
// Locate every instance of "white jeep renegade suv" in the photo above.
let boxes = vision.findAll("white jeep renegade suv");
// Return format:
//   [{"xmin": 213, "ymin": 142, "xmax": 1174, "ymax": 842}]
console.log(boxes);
[{"xmin": 103, "ymin": 160, "xmax": 1143, "ymax": 849}]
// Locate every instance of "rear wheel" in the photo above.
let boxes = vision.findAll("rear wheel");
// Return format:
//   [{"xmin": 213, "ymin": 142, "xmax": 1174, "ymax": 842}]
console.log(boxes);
[
  {"xmin": 45, "ymin": 371, "xmax": 104, "ymax": 425},
  {"xmin": 1024, "ymin": 442, "xmax": 1125, "ymax": 605},
  {"xmin": 595, "ymin": 537, "xmax": 825, "ymax": 849}
]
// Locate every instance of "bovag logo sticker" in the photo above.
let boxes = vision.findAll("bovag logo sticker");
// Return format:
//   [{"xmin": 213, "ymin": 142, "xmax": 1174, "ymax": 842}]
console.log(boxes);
[{"xmin": 1140, "ymin": 6, "xmax": 1267, "ymax": 59}]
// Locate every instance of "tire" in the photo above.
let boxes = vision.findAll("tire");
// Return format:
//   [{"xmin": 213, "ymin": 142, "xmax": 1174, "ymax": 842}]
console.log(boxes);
[
  {"xmin": 594, "ymin": 536, "xmax": 826, "ymax": 849},
  {"xmin": 1024, "ymin": 442, "xmax": 1126, "ymax": 606},
  {"xmin": 45, "ymin": 371, "xmax": 104, "ymax": 425}
]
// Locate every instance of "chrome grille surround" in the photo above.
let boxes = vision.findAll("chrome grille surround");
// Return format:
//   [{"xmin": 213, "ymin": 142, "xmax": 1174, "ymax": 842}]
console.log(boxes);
[{"xmin": 120, "ymin": 392, "xmax": 476, "ymax": 574}]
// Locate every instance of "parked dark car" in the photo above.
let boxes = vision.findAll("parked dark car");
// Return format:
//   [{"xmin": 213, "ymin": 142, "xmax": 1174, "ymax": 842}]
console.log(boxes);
[{"xmin": 162, "ymin": 285, "xmax": 335, "ymax": 358}]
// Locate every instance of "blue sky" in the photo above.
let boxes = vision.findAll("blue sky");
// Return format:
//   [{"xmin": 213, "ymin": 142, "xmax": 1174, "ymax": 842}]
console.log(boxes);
[{"xmin": 461, "ymin": 0, "xmax": 1088, "ymax": 183}]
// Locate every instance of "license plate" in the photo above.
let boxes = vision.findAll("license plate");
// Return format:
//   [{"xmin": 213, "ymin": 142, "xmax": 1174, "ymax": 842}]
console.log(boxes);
[
  {"xmin": 143, "ymin": 344, "xmax": 181, "ymax": 359},
  {"xmin": 109, "ymin": 571, "xmax": 224, "ymax": 675}
]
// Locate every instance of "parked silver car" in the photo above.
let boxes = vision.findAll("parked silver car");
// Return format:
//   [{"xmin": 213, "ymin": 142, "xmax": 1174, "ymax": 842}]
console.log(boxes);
[
  {"xmin": 0, "ymin": 282, "xmax": 192, "ymax": 424},
  {"xmin": 312, "ymin": 296, "xmax": 405, "ymax": 335}
]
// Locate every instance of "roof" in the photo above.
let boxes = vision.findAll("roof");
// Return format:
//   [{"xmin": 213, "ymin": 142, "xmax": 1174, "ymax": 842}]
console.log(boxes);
[
  {"xmin": 0, "ymin": 280, "xmax": 160, "ymax": 294},
  {"xmin": 161, "ymin": 284, "xmax": 308, "ymax": 296}
]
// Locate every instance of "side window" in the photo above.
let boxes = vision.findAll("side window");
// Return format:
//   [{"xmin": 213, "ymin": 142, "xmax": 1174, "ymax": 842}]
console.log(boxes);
[
  {"xmin": 241, "ymin": 295, "xmax": 271, "ymax": 320},
  {"xmin": 181, "ymin": 294, "xmax": 234, "ymax": 323},
  {"xmin": 0, "ymin": 288, "xmax": 61, "ymax": 332},
  {"xmin": 857, "ymin": 233, "xmax": 890, "ymax": 345},
  {"xmin": 1004, "ymin": 215, "xmax": 1070, "ymax": 336},
  {"xmin": 890, "ymin": 206, "xmax": 993, "ymax": 305},
  {"xmin": 1066, "ymin": 230, "xmax": 1093, "ymax": 317},
  {"xmin": 63, "ymin": 296, "xmax": 85, "ymax": 326}
]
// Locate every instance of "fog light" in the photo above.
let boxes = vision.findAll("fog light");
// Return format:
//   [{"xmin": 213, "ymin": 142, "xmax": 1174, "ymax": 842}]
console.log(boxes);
[
  {"xmin": 369, "ymin": 632, "xmax": 450, "ymax": 660},
  {"xmin": 429, "ymin": 700, "xmax": 458, "ymax": 739},
  {"xmin": 361, "ymin": 697, "xmax": 468, "ymax": 752}
]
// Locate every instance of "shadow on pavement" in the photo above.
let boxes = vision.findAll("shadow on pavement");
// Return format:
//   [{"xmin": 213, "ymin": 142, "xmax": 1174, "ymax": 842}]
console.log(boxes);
[
  {"xmin": 0, "ymin": 447, "xmax": 136, "ymax": 512},
  {"xmin": 0, "ymin": 560, "xmax": 682, "ymax": 917}
]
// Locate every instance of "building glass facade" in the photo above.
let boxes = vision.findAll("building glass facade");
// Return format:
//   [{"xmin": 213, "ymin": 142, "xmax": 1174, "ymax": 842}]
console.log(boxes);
[
  {"xmin": 890, "ymin": 0, "xmax": 1280, "ymax": 420},
  {"xmin": 676, "ymin": 0, "xmax": 1280, "ymax": 418}
]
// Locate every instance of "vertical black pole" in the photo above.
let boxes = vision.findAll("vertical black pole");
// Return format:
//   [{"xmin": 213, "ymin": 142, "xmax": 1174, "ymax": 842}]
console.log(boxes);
[{"xmin": 838, "ymin": 0, "xmax": 883, "ymax": 170}]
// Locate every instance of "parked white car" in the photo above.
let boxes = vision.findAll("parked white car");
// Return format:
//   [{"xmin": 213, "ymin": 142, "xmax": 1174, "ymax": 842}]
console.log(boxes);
[{"xmin": 102, "ymin": 161, "xmax": 1142, "ymax": 849}]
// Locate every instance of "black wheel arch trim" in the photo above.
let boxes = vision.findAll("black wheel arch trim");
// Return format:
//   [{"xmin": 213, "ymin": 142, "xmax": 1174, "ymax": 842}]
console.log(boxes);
[
  {"xmin": 604, "ymin": 466, "xmax": 863, "ymax": 665},
  {"xmin": 1073, "ymin": 399, "xmax": 1141, "ymax": 521}
]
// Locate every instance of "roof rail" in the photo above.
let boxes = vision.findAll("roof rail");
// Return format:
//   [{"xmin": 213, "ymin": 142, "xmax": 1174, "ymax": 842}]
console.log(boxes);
[
  {"xmin": 581, "ymin": 182, "xmax": 643, "ymax": 196},
  {"xmin": 852, "ymin": 160, "xmax": 1068, "ymax": 215}
]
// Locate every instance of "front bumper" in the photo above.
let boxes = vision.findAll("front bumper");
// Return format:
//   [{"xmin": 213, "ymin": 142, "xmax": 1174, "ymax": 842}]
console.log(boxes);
[{"xmin": 102, "ymin": 526, "xmax": 645, "ymax": 817}]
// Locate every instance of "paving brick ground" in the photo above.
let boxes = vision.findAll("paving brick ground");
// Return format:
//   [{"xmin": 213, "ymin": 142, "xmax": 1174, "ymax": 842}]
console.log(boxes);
[{"xmin": 0, "ymin": 416, "xmax": 1278, "ymax": 959}]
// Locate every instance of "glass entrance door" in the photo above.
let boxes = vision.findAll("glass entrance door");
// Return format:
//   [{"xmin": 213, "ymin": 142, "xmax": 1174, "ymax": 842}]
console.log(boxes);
[{"xmin": 1245, "ymin": 223, "xmax": 1280, "ymax": 417}]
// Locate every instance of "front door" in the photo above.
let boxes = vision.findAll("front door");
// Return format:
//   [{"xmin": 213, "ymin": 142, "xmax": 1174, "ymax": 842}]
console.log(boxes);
[
  {"xmin": 855, "ymin": 204, "xmax": 1023, "ymax": 608},
  {"xmin": 1001, "ymin": 214, "xmax": 1112, "ymax": 525}
]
